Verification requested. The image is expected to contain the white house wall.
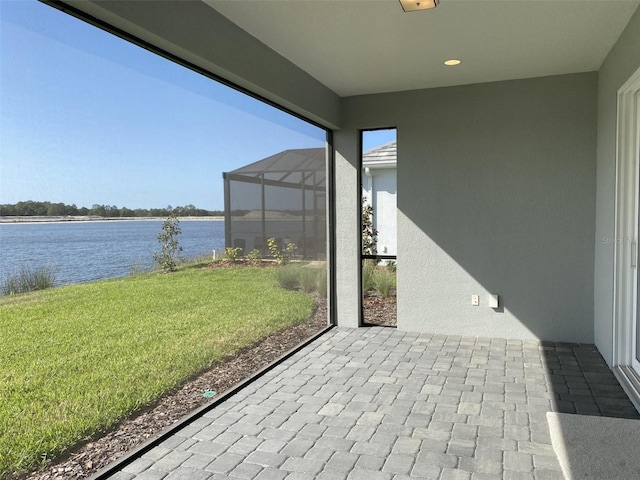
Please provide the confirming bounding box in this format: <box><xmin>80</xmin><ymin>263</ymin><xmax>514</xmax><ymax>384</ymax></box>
<box><xmin>595</xmin><ymin>7</ymin><xmax>640</xmax><ymax>366</ymax></box>
<box><xmin>363</xmin><ymin>168</ymin><xmax>397</xmax><ymax>256</ymax></box>
<box><xmin>338</xmin><ymin>73</ymin><xmax>597</xmax><ymax>342</ymax></box>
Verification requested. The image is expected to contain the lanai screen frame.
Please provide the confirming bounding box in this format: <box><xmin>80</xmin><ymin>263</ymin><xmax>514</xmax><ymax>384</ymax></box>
<box><xmin>223</xmin><ymin>148</ymin><xmax>327</xmax><ymax>259</ymax></box>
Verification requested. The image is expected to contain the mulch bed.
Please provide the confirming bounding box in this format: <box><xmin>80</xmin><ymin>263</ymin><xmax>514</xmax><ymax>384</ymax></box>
<box><xmin>363</xmin><ymin>295</ymin><xmax>397</xmax><ymax>327</ymax></box>
<box><xmin>18</xmin><ymin>276</ymin><xmax>396</xmax><ymax>480</ymax></box>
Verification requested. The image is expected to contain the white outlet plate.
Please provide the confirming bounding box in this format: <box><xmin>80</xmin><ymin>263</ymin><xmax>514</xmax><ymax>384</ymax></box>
<box><xmin>471</xmin><ymin>294</ymin><xmax>479</xmax><ymax>306</ymax></box>
<box><xmin>489</xmin><ymin>294</ymin><xmax>499</xmax><ymax>308</ymax></box>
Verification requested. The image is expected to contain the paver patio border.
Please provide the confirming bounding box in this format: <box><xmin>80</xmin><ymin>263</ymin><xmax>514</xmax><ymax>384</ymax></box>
<box><xmin>88</xmin><ymin>324</ymin><xmax>335</xmax><ymax>480</ymax></box>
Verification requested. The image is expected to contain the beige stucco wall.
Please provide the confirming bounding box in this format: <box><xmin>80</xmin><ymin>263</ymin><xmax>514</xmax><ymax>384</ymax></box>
<box><xmin>595</xmin><ymin>7</ymin><xmax>640</xmax><ymax>366</ymax></box>
<box><xmin>336</xmin><ymin>73</ymin><xmax>597</xmax><ymax>342</ymax></box>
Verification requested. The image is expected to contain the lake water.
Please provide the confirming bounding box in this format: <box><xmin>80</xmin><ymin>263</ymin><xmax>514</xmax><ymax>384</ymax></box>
<box><xmin>0</xmin><ymin>220</ymin><xmax>226</xmax><ymax>286</ymax></box>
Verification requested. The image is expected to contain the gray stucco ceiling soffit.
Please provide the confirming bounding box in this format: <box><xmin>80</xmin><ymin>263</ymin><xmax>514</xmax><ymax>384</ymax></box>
<box><xmin>207</xmin><ymin>0</ymin><xmax>640</xmax><ymax>97</ymax></box>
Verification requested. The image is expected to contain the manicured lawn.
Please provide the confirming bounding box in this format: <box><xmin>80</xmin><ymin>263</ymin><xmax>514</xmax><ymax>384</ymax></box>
<box><xmin>0</xmin><ymin>265</ymin><xmax>315</xmax><ymax>477</ymax></box>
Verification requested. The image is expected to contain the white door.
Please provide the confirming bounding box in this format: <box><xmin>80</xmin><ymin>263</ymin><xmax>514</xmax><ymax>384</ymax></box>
<box><xmin>615</xmin><ymin>75</ymin><xmax>640</xmax><ymax>409</ymax></box>
<box><xmin>633</xmin><ymin>94</ymin><xmax>640</xmax><ymax>375</ymax></box>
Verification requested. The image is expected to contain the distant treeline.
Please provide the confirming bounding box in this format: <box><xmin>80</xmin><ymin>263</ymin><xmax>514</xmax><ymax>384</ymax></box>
<box><xmin>0</xmin><ymin>201</ymin><xmax>241</xmax><ymax>218</ymax></box>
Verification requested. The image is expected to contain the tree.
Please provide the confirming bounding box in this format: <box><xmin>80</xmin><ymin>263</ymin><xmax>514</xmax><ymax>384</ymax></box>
<box><xmin>46</xmin><ymin>203</ymin><xmax>66</xmax><ymax>216</ymax></box>
<box><xmin>120</xmin><ymin>207</ymin><xmax>135</xmax><ymax>217</ymax></box>
<box><xmin>66</xmin><ymin>204</ymin><xmax>79</xmax><ymax>216</ymax></box>
<box><xmin>90</xmin><ymin>204</ymin><xmax>107</xmax><ymax>217</ymax></box>
<box><xmin>153</xmin><ymin>213</ymin><xmax>183</xmax><ymax>272</ymax></box>
<box><xmin>362</xmin><ymin>196</ymin><xmax>378</xmax><ymax>256</ymax></box>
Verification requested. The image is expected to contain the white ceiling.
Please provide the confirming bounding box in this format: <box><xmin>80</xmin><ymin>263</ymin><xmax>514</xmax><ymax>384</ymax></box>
<box><xmin>206</xmin><ymin>0</ymin><xmax>640</xmax><ymax>97</ymax></box>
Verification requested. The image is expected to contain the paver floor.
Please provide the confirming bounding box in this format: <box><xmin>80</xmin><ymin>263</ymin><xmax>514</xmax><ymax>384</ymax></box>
<box><xmin>107</xmin><ymin>327</ymin><xmax>639</xmax><ymax>480</ymax></box>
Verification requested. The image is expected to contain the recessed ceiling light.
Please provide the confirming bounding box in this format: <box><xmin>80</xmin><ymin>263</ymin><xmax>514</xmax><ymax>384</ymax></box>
<box><xmin>444</xmin><ymin>59</ymin><xmax>462</xmax><ymax>66</ymax></box>
<box><xmin>399</xmin><ymin>0</ymin><xmax>439</xmax><ymax>12</ymax></box>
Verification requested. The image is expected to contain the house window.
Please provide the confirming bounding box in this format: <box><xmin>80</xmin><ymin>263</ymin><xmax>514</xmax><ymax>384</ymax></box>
<box><xmin>361</xmin><ymin>128</ymin><xmax>397</xmax><ymax>326</ymax></box>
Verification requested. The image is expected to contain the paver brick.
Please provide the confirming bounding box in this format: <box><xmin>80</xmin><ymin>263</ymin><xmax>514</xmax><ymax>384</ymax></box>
<box><xmin>354</xmin><ymin>453</ymin><xmax>386</xmax><ymax>471</ymax></box>
<box><xmin>109</xmin><ymin>472</ymin><xmax>136</xmax><ymax>480</ymax></box>
<box><xmin>204</xmin><ymin>452</ymin><xmax>245</xmax><ymax>474</ymax></box>
<box><xmin>346</xmin><ymin>468</ymin><xmax>393</xmax><ymax>480</ymax></box>
<box><xmin>281</xmin><ymin>457</ymin><xmax>325</xmax><ymax>475</ymax></box>
<box><xmin>163</xmin><ymin>467</ymin><xmax>212</xmax><ymax>480</ymax></box>
<box><xmin>304</xmin><ymin>446</ymin><xmax>335</xmax><ymax>462</ymax></box>
<box><xmin>326</xmin><ymin>451</ymin><xmax>359</xmax><ymax>472</ymax></box>
<box><xmin>315</xmin><ymin>435</ymin><xmax>355</xmax><ymax>452</ymax></box>
<box><xmin>126</xmin><ymin>470</ymin><xmax>166</xmax><ymax>480</ymax></box>
<box><xmin>254</xmin><ymin>467</ymin><xmax>288</xmax><ymax>480</ymax></box>
<box><xmin>381</xmin><ymin>453</ymin><xmax>415</xmax><ymax>475</ymax></box>
<box><xmin>103</xmin><ymin>328</ymin><xmax>640</xmax><ymax>480</ymax></box>
<box><xmin>122</xmin><ymin>458</ymin><xmax>155</xmax><ymax>475</ymax></box>
<box><xmin>181</xmin><ymin>453</ymin><xmax>215</xmax><ymax>470</ymax></box>
<box><xmin>229</xmin><ymin>462</ymin><xmax>264</xmax><ymax>479</ymax></box>
<box><xmin>440</xmin><ymin>468</ymin><xmax>471</xmax><ymax>480</ymax></box>
<box><xmin>246</xmin><ymin>450</ymin><xmax>287</xmax><ymax>468</ymax></box>
<box><xmin>392</xmin><ymin>436</ymin><xmax>422</xmax><ymax>454</ymax></box>
<box><xmin>280</xmin><ymin>438</ymin><xmax>315</xmax><ymax>457</ymax></box>
<box><xmin>142</xmin><ymin>446</ymin><xmax>172</xmax><ymax>461</ymax></box>
<box><xmin>409</xmin><ymin>462</ymin><xmax>442</xmax><ymax>479</ymax></box>
<box><xmin>446</xmin><ymin>437</ymin><xmax>476</xmax><ymax>457</ymax></box>
<box><xmin>414</xmin><ymin>451</ymin><xmax>458</xmax><ymax>469</ymax></box>
<box><xmin>504</xmin><ymin>451</ymin><xmax>534</xmax><ymax>473</ymax></box>
<box><xmin>188</xmin><ymin>440</ymin><xmax>229</xmax><ymax>456</ymax></box>
<box><xmin>503</xmin><ymin>471</ymin><xmax>534</xmax><ymax>480</ymax></box>
<box><xmin>152</xmin><ymin>450</ymin><xmax>192</xmax><ymax>472</ymax></box>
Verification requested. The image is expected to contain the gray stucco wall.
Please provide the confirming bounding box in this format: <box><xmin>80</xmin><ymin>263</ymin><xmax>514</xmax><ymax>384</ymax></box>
<box><xmin>337</xmin><ymin>73</ymin><xmax>597</xmax><ymax>342</ymax></box>
<box><xmin>595</xmin><ymin>8</ymin><xmax>640</xmax><ymax>366</ymax></box>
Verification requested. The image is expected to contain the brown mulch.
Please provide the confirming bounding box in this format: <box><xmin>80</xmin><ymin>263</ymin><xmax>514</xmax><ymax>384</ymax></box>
<box><xmin>17</xmin><ymin>288</ymin><xmax>396</xmax><ymax>480</ymax></box>
<box><xmin>201</xmin><ymin>259</ymin><xmax>277</xmax><ymax>269</ymax></box>
<box><xmin>363</xmin><ymin>295</ymin><xmax>397</xmax><ymax>327</ymax></box>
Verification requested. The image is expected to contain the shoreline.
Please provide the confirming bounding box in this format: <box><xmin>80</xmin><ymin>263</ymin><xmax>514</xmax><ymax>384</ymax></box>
<box><xmin>0</xmin><ymin>216</ymin><xmax>224</xmax><ymax>224</ymax></box>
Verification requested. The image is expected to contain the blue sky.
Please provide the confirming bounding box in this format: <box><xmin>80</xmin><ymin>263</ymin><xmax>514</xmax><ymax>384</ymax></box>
<box><xmin>0</xmin><ymin>1</ymin><xmax>395</xmax><ymax>211</ymax></box>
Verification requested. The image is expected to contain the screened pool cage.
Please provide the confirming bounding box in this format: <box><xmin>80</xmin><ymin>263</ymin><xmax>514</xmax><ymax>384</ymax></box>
<box><xmin>223</xmin><ymin>148</ymin><xmax>326</xmax><ymax>260</ymax></box>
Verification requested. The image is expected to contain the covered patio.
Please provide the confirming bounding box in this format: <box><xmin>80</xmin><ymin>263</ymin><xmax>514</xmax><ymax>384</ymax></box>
<box><xmin>105</xmin><ymin>327</ymin><xmax>638</xmax><ymax>480</ymax></box>
<box><xmin>42</xmin><ymin>0</ymin><xmax>640</xmax><ymax>478</ymax></box>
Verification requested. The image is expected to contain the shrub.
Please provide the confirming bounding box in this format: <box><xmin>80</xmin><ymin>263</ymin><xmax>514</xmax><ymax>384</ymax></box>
<box><xmin>267</xmin><ymin>237</ymin><xmax>281</xmax><ymax>262</ymax></box>
<box><xmin>363</xmin><ymin>259</ymin><xmax>377</xmax><ymax>292</ymax></box>
<box><xmin>2</xmin><ymin>265</ymin><xmax>56</xmax><ymax>295</ymax></box>
<box><xmin>153</xmin><ymin>214</ymin><xmax>183</xmax><ymax>272</ymax></box>
<box><xmin>300</xmin><ymin>267</ymin><xmax>319</xmax><ymax>293</ymax></box>
<box><xmin>267</xmin><ymin>237</ymin><xmax>295</xmax><ymax>265</ymax></box>
<box><xmin>373</xmin><ymin>268</ymin><xmax>396</xmax><ymax>298</ymax></box>
<box><xmin>223</xmin><ymin>247</ymin><xmax>242</xmax><ymax>263</ymax></box>
<box><xmin>275</xmin><ymin>264</ymin><xmax>301</xmax><ymax>290</ymax></box>
<box><xmin>246</xmin><ymin>249</ymin><xmax>262</xmax><ymax>266</ymax></box>
<box><xmin>362</xmin><ymin>196</ymin><xmax>378</xmax><ymax>256</ymax></box>
<box><xmin>386</xmin><ymin>260</ymin><xmax>397</xmax><ymax>272</ymax></box>
<box><xmin>317</xmin><ymin>267</ymin><xmax>327</xmax><ymax>298</ymax></box>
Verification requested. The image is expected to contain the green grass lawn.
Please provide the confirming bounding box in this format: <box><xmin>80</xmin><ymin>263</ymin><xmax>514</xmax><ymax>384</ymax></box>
<box><xmin>0</xmin><ymin>265</ymin><xmax>316</xmax><ymax>477</ymax></box>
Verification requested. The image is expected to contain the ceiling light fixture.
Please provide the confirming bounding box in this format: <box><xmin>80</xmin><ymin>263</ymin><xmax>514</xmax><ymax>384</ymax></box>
<box><xmin>444</xmin><ymin>59</ymin><xmax>461</xmax><ymax>66</ymax></box>
<box><xmin>399</xmin><ymin>0</ymin><xmax>439</xmax><ymax>12</ymax></box>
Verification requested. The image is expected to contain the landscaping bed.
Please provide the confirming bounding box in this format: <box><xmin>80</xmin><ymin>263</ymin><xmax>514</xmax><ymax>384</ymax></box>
<box><xmin>363</xmin><ymin>295</ymin><xmax>397</xmax><ymax>327</ymax></box>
